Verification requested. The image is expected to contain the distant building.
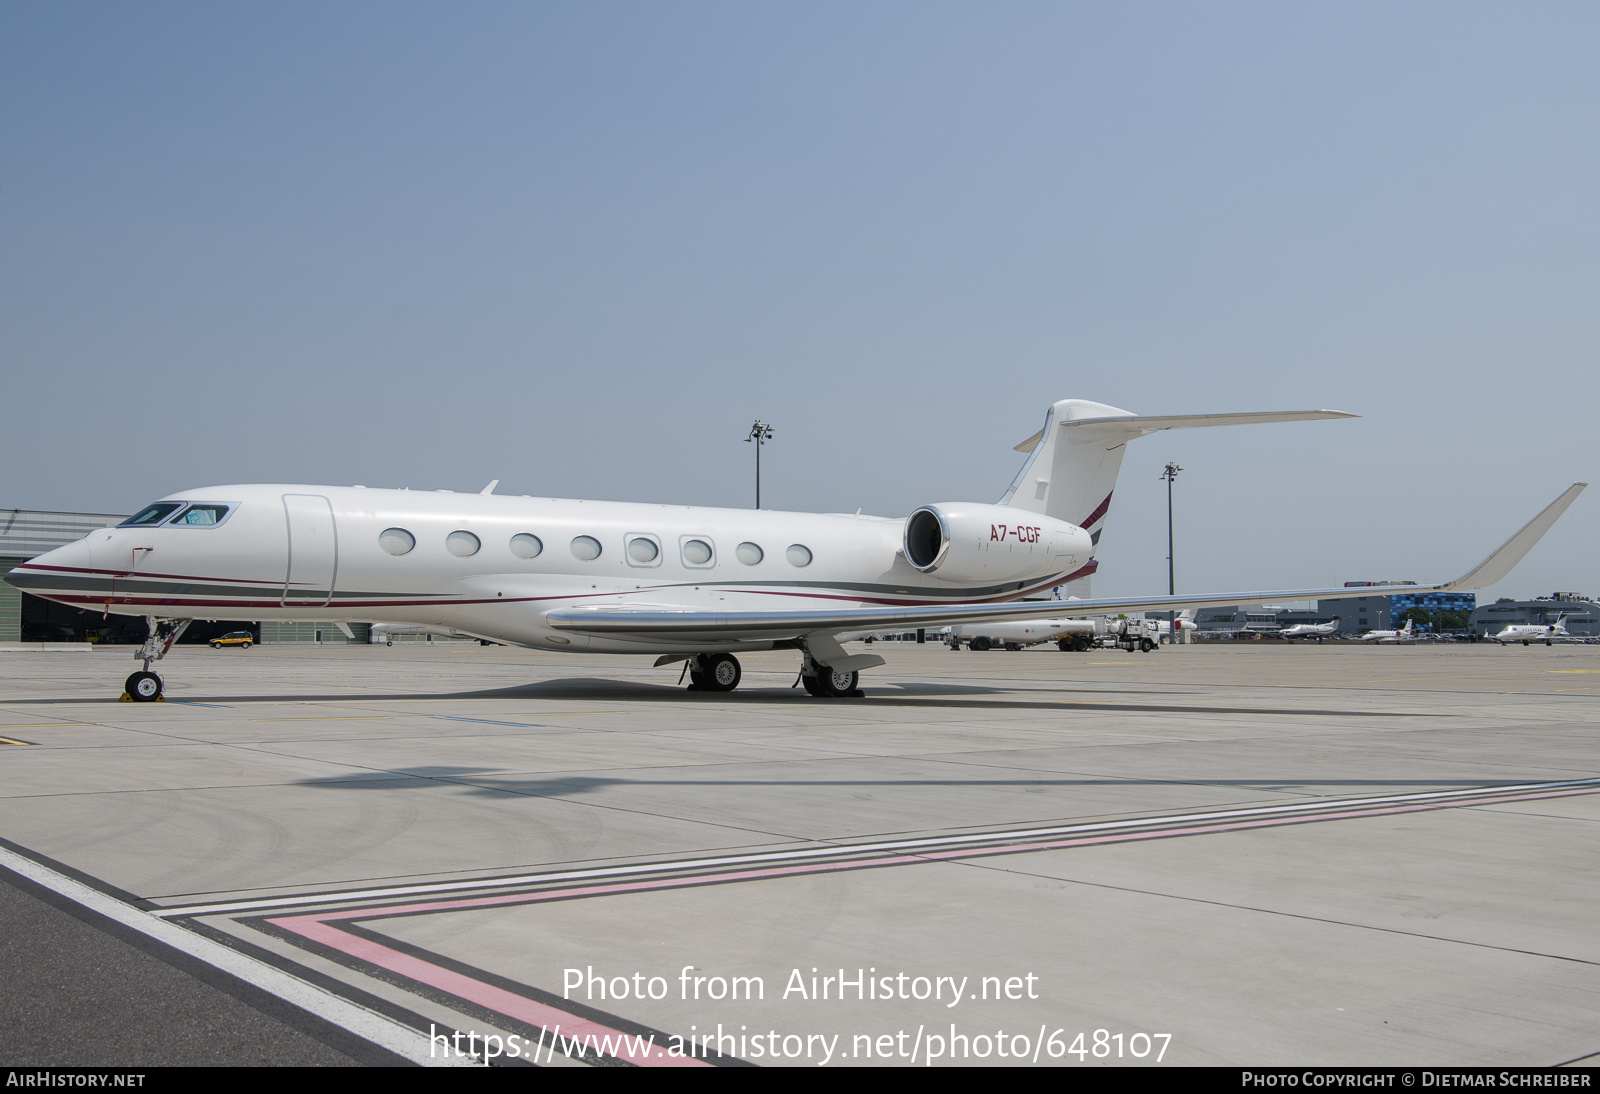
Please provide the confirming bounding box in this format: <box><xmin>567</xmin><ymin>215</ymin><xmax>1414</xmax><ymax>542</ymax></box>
<box><xmin>1389</xmin><ymin>591</ymin><xmax>1476</xmax><ymax>629</ymax></box>
<box><xmin>1317</xmin><ymin>581</ymin><xmax>1406</xmax><ymax>634</ymax></box>
<box><xmin>1470</xmin><ymin>594</ymin><xmax>1599</xmax><ymax>637</ymax></box>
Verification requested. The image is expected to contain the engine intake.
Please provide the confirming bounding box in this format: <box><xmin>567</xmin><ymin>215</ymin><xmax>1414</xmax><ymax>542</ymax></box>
<box><xmin>903</xmin><ymin>503</ymin><xmax>1091</xmax><ymax>585</ymax></box>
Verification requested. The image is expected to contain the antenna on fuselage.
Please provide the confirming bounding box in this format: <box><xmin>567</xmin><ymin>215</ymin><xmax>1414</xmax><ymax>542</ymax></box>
<box><xmin>480</xmin><ymin>480</ymin><xmax>499</xmax><ymax>496</ymax></box>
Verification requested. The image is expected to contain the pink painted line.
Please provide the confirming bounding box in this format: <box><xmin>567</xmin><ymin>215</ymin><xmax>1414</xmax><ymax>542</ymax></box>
<box><xmin>271</xmin><ymin>914</ymin><xmax>709</xmax><ymax>1067</ymax></box>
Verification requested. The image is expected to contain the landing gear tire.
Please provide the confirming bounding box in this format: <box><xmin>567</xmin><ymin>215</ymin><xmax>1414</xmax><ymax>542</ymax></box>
<box><xmin>816</xmin><ymin>666</ymin><xmax>860</xmax><ymax>698</ymax></box>
<box><xmin>126</xmin><ymin>671</ymin><xmax>162</xmax><ymax>702</ymax></box>
<box><xmin>801</xmin><ymin>673</ymin><xmax>823</xmax><ymax>696</ymax></box>
<box><xmin>970</xmin><ymin>636</ymin><xmax>992</xmax><ymax>652</ymax></box>
<box><xmin>690</xmin><ymin>653</ymin><xmax>741</xmax><ymax>692</ymax></box>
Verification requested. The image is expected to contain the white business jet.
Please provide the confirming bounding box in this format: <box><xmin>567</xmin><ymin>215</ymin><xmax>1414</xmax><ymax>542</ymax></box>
<box><xmin>1153</xmin><ymin>609</ymin><xmax>1199</xmax><ymax>641</ymax></box>
<box><xmin>5</xmin><ymin>399</ymin><xmax>1585</xmax><ymax>702</ymax></box>
<box><xmin>1358</xmin><ymin>619</ymin><xmax>1415</xmax><ymax>643</ymax></box>
<box><xmin>1280</xmin><ymin>616</ymin><xmax>1341</xmax><ymax>641</ymax></box>
<box><xmin>1491</xmin><ymin>613</ymin><xmax>1570</xmax><ymax>646</ymax></box>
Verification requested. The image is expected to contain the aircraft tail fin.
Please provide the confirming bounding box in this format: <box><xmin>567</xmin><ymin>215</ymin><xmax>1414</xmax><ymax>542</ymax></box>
<box><xmin>1000</xmin><ymin>400</ymin><xmax>1356</xmax><ymax>549</ymax></box>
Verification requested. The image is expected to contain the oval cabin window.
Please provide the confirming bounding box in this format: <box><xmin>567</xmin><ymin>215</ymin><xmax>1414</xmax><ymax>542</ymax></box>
<box><xmin>379</xmin><ymin>528</ymin><xmax>416</xmax><ymax>556</ymax></box>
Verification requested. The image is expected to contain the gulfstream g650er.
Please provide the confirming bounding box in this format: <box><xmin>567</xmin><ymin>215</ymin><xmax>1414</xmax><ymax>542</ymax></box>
<box><xmin>6</xmin><ymin>399</ymin><xmax>1584</xmax><ymax>701</ymax></box>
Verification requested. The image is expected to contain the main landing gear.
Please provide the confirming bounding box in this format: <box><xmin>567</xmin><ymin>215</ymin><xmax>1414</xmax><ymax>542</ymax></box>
<box><xmin>686</xmin><ymin>653</ymin><xmax>742</xmax><ymax>692</ymax></box>
<box><xmin>799</xmin><ymin>654</ymin><xmax>862</xmax><ymax>698</ymax></box>
<box><xmin>672</xmin><ymin>651</ymin><xmax>864</xmax><ymax>698</ymax></box>
<box><xmin>673</xmin><ymin>638</ymin><xmax>875</xmax><ymax>699</ymax></box>
<box><xmin>122</xmin><ymin>617</ymin><xmax>192</xmax><ymax>702</ymax></box>
<box><xmin>684</xmin><ymin>649</ymin><xmax>739</xmax><ymax>690</ymax></box>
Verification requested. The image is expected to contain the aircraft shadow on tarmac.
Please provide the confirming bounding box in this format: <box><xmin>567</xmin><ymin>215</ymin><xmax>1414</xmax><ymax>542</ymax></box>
<box><xmin>293</xmin><ymin>767</ymin><xmax>1520</xmax><ymax>800</ymax></box>
<box><xmin>10</xmin><ymin>676</ymin><xmax>1435</xmax><ymax>718</ymax></box>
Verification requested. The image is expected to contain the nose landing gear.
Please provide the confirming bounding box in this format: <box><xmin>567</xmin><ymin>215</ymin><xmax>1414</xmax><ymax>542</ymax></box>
<box><xmin>125</xmin><ymin>670</ymin><xmax>163</xmax><ymax>702</ymax></box>
<box><xmin>121</xmin><ymin>617</ymin><xmax>192</xmax><ymax>702</ymax></box>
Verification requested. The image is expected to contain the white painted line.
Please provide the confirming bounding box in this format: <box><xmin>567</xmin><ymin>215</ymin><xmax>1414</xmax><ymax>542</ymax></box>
<box><xmin>0</xmin><ymin>845</ymin><xmax>476</xmax><ymax>1067</ymax></box>
<box><xmin>155</xmin><ymin>777</ymin><xmax>1600</xmax><ymax>918</ymax></box>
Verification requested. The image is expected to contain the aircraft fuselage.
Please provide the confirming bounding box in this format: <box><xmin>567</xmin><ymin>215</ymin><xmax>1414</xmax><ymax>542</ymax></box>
<box><xmin>10</xmin><ymin>484</ymin><xmax>1093</xmax><ymax>656</ymax></box>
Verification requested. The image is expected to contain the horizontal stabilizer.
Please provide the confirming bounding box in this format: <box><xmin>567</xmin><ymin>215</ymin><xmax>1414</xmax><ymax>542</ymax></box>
<box><xmin>1013</xmin><ymin>409</ymin><xmax>1354</xmax><ymax>453</ymax></box>
<box><xmin>1066</xmin><ymin>409</ymin><xmax>1357</xmax><ymax>436</ymax></box>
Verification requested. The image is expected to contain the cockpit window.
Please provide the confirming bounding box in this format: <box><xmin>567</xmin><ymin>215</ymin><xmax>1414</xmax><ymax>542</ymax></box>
<box><xmin>169</xmin><ymin>504</ymin><xmax>230</xmax><ymax>526</ymax></box>
<box><xmin>120</xmin><ymin>503</ymin><xmax>184</xmax><ymax>527</ymax></box>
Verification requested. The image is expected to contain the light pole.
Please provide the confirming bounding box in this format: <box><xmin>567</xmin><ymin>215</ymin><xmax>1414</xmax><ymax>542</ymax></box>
<box><xmin>745</xmin><ymin>420</ymin><xmax>774</xmax><ymax>508</ymax></box>
<box><xmin>1159</xmin><ymin>462</ymin><xmax>1182</xmax><ymax>642</ymax></box>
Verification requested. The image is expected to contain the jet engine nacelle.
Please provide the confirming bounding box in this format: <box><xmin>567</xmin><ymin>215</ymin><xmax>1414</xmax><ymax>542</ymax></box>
<box><xmin>903</xmin><ymin>503</ymin><xmax>1091</xmax><ymax>585</ymax></box>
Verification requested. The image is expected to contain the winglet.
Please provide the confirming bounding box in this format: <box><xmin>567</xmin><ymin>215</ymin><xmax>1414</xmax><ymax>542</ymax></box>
<box><xmin>480</xmin><ymin>480</ymin><xmax>499</xmax><ymax>496</ymax></box>
<box><xmin>1441</xmin><ymin>483</ymin><xmax>1587</xmax><ymax>591</ymax></box>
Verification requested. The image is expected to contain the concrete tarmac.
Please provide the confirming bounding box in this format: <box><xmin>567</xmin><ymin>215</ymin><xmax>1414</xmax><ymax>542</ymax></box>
<box><xmin>0</xmin><ymin>640</ymin><xmax>1596</xmax><ymax>1067</ymax></box>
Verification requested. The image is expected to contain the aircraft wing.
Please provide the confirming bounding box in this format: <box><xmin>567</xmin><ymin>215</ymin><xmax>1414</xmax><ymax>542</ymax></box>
<box><xmin>546</xmin><ymin>483</ymin><xmax>1586</xmax><ymax>644</ymax></box>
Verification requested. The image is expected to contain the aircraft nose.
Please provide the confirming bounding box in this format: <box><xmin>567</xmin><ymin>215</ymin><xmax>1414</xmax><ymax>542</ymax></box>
<box><xmin>3</xmin><ymin>537</ymin><xmax>95</xmax><ymax>597</ymax></box>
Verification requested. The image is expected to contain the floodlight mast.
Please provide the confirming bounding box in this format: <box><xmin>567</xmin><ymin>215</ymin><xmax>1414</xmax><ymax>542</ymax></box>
<box><xmin>746</xmin><ymin>420</ymin><xmax>774</xmax><ymax>509</ymax></box>
<box><xmin>1160</xmin><ymin>462</ymin><xmax>1183</xmax><ymax>641</ymax></box>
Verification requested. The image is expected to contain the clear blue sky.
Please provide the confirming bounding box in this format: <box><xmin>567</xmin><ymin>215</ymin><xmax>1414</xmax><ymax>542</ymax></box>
<box><xmin>3</xmin><ymin>2</ymin><xmax>1595</xmax><ymax>601</ymax></box>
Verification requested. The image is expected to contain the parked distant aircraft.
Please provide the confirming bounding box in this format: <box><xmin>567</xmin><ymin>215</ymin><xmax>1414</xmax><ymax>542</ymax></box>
<box><xmin>1280</xmin><ymin>616</ymin><xmax>1341</xmax><ymax>642</ymax></box>
<box><xmin>1153</xmin><ymin>609</ymin><xmax>1198</xmax><ymax>640</ymax></box>
<box><xmin>4</xmin><ymin>397</ymin><xmax>1584</xmax><ymax>702</ymax></box>
<box><xmin>1359</xmin><ymin>619</ymin><xmax>1415</xmax><ymax>643</ymax></box>
<box><xmin>1491</xmin><ymin>613</ymin><xmax>1570</xmax><ymax>646</ymax></box>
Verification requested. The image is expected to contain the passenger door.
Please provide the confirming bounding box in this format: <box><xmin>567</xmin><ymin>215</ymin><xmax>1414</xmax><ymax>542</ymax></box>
<box><xmin>282</xmin><ymin>494</ymin><xmax>337</xmax><ymax>607</ymax></box>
